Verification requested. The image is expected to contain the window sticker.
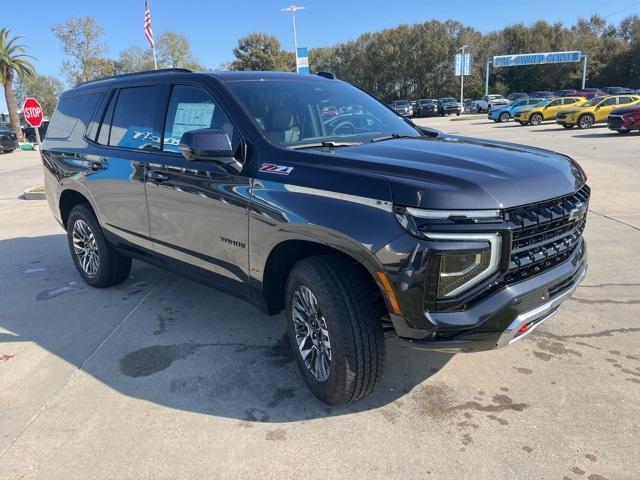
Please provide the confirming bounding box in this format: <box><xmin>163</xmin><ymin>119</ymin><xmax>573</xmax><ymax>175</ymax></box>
<box><xmin>164</xmin><ymin>102</ymin><xmax>215</xmax><ymax>149</ymax></box>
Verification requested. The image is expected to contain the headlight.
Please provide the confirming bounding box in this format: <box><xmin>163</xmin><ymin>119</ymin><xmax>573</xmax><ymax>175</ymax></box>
<box><xmin>427</xmin><ymin>232</ymin><xmax>502</xmax><ymax>298</ymax></box>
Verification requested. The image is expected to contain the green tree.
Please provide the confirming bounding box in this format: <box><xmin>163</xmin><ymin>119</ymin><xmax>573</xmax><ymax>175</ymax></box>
<box><xmin>15</xmin><ymin>74</ymin><xmax>64</xmax><ymax>119</ymax></box>
<box><xmin>0</xmin><ymin>28</ymin><xmax>35</xmax><ymax>142</ymax></box>
<box><xmin>157</xmin><ymin>31</ymin><xmax>206</xmax><ymax>71</ymax></box>
<box><xmin>52</xmin><ymin>16</ymin><xmax>114</xmax><ymax>84</ymax></box>
<box><xmin>115</xmin><ymin>46</ymin><xmax>156</xmax><ymax>73</ymax></box>
<box><xmin>229</xmin><ymin>33</ymin><xmax>295</xmax><ymax>71</ymax></box>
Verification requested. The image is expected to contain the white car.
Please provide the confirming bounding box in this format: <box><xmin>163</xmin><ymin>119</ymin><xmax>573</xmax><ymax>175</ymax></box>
<box><xmin>471</xmin><ymin>95</ymin><xmax>510</xmax><ymax>113</ymax></box>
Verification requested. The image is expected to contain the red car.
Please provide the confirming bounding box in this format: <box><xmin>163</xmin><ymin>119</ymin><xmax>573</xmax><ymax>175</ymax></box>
<box><xmin>608</xmin><ymin>104</ymin><xmax>640</xmax><ymax>134</ymax></box>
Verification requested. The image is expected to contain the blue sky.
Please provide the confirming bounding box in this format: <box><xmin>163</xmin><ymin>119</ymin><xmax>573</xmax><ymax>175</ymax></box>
<box><xmin>2</xmin><ymin>0</ymin><xmax>640</xmax><ymax>112</ymax></box>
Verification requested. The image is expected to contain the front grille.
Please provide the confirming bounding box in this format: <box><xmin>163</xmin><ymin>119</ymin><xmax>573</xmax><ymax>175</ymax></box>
<box><xmin>503</xmin><ymin>185</ymin><xmax>590</xmax><ymax>284</ymax></box>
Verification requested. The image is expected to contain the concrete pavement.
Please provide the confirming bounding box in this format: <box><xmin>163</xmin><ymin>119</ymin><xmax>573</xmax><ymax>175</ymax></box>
<box><xmin>0</xmin><ymin>119</ymin><xmax>639</xmax><ymax>479</ymax></box>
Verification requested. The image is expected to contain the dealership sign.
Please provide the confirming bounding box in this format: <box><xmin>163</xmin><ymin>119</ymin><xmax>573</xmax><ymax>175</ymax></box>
<box><xmin>454</xmin><ymin>53</ymin><xmax>471</xmax><ymax>76</ymax></box>
<box><xmin>297</xmin><ymin>47</ymin><xmax>309</xmax><ymax>74</ymax></box>
<box><xmin>493</xmin><ymin>51</ymin><xmax>582</xmax><ymax>68</ymax></box>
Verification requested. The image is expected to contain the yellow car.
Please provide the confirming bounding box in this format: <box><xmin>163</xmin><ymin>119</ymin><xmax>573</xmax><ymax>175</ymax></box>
<box><xmin>556</xmin><ymin>95</ymin><xmax>640</xmax><ymax>129</ymax></box>
<box><xmin>513</xmin><ymin>97</ymin><xmax>586</xmax><ymax>126</ymax></box>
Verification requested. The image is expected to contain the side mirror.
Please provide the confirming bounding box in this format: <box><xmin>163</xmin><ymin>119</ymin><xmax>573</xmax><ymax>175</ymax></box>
<box><xmin>179</xmin><ymin>128</ymin><xmax>242</xmax><ymax>173</ymax></box>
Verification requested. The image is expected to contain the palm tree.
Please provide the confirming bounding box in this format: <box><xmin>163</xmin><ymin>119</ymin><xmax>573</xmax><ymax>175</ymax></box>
<box><xmin>0</xmin><ymin>28</ymin><xmax>35</xmax><ymax>142</ymax></box>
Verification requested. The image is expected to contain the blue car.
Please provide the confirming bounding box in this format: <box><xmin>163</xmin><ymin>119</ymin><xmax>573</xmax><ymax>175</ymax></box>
<box><xmin>489</xmin><ymin>98</ymin><xmax>545</xmax><ymax>123</ymax></box>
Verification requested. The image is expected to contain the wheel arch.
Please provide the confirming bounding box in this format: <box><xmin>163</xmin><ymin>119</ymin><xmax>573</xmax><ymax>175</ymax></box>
<box><xmin>257</xmin><ymin>234</ymin><xmax>391</xmax><ymax>319</ymax></box>
<box><xmin>58</xmin><ymin>187</ymin><xmax>98</xmax><ymax>230</ymax></box>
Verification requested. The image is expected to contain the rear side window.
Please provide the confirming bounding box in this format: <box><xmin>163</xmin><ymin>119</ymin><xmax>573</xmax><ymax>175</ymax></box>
<box><xmin>108</xmin><ymin>86</ymin><xmax>166</xmax><ymax>150</ymax></box>
<box><xmin>47</xmin><ymin>93</ymin><xmax>101</xmax><ymax>139</ymax></box>
<box><xmin>563</xmin><ymin>98</ymin><xmax>577</xmax><ymax>105</ymax></box>
<box><xmin>601</xmin><ymin>97</ymin><xmax>617</xmax><ymax>106</ymax></box>
<box><xmin>618</xmin><ymin>96</ymin><xmax>634</xmax><ymax>104</ymax></box>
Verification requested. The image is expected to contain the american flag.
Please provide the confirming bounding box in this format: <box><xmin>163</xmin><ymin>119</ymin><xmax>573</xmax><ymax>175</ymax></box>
<box><xmin>144</xmin><ymin>0</ymin><xmax>155</xmax><ymax>48</ymax></box>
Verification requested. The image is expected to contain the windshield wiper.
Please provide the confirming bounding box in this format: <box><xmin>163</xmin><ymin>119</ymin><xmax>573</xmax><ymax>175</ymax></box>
<box><xmin>289</xmin><ymin>141</ymin><xmax>362</xmax><ymax>150</ymax></box>
<box><xmin>371</xmin><ymin>133</ymin><xmax>417</xmax><ymax>143</ymax></box>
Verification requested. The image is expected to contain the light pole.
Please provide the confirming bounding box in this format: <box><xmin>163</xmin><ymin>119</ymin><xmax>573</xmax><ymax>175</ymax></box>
<box><xmin>459</xmin><ymin>45</ymin><xmax>468</xmax><ymax>112</ymax></box>
<box><xmin>281</xmin><ymin>5</ymin><xmax>305</xmax><ymax>53</ymax></box>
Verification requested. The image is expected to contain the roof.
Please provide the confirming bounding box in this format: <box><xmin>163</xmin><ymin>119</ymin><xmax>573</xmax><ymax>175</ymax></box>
<box><xmin>207</xmin><ymin>71</ymin><xmax>332</xmax><ymax>82</ymax></box>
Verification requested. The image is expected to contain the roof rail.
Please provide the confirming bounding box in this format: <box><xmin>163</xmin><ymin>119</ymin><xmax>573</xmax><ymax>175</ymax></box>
<box><xmin>315</xmin><ymin>71</ymin><xmax>337</xmax><ymax>80</ymax></box>
<box><xmin>77</xmin><ymin>68</ymin><xmax>193</xmax><ymax>87</ymax></box>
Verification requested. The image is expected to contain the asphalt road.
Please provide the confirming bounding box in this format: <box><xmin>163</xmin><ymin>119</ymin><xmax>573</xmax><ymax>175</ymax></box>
<box><xmin>1</xmin><ymin>118</ymin><xmax>639</xmax><ymax>480</ymax></box>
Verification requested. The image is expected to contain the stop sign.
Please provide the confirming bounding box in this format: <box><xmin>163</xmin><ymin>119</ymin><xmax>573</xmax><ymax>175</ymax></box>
<box><xmin>22</xmin><ymin>98</ymin><xmax>44</xmax><ymax>128</ymax></box>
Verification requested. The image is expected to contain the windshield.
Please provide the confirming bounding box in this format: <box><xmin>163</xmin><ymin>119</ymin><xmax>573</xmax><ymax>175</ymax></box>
<box><xmin>586</xmin><ymin>97</ymin><xmax>606</xmax><ymax>106</ymax></box>
<box><xmin>394</xmin><ymin>100</ymin><xmax>410</xmax><ymax>106</ymax></box>
<box><xmin>226</xmin><ymin>80</ymin><xmax>420</xmax><ymax>147</ymax></box>
<box><xmin>441</xmin><ymin>98</ymin><xmax>457</xmax><ymax>103</ymax></box>
<box><xmin>419</xmin><ymin>99</ymin><xmax>435</xmax><ymax>105</ymax></box>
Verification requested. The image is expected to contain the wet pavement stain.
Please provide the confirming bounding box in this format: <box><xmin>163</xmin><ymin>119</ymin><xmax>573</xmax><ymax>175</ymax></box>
<box><xmin>119</xmin><ymin>344</ymin><xmax>205</xmax><ymax>377</ymax></box>
<box><xmin>265</xmin><ymin>429</ymin><xmax>287</xmax><ymax>441</ymax></box>
<box><xmin>587</xmin><ymin>475</ymin><xmax>609</xmax><ymax>480</ymax></box>
<box><xmin>153</xmin><ymin>307</ymin><xmax>176</xmax><ymax>335</ymax></box>
<box><xmin>538</xmin><ymin>327</ymin><xmax>640</xmax><ymax>340</ymax></box>
<box><xmin>461</xmin><ymin>433</ymin><xmax>473</xmax><ymax>445</ymax></box>
<box><xmin>572</xmin><ymin>466</ymin><xmax>586</xmax><ymax>475</ymax></box>
<box><xmin>35</xmin><ymin>282</ymin><xmax>78</xmax><ymax>301</ymax></box>
<box><xmin>522</xmin><ymin>446</ymin><xmax>533</xmax><ymax>453</ymax></box>
<box><xmin>514</xmin><ymin>367</ymin><xmax>533</xmax><ymax>374</ymax></box>
<box><xmin>533</xmin><ymin>351</ymin><xmax>553</xmax><ymax>361</ymax></box>
<box><xmin>414</xmin><ymin>384</ymin><xmax>529</xmax><ymax>418</ymax></box>
<box><xmin>621</xmin><ymin>368</ymin><xmax>640</xmax><ymax>377</ymax></box>
<box><xmin>487</xmin><ymin>414</ymin><xmax>508</xmax><ymax>425</ymax></box>
<box><xmin>535</xmin><ymin>339</ymin><xmax>582</xmax><ymax>358</ymax></box>
<box><xmin>585</xmin><ymin>454</ymin><xmax>597</xmax><ymax>462</ymax></box>
<box><xmin>625</xmin><ymin>377</ymin><xmax>640</xmax><ymax>384</ymax></box>
<box><xmin>1</xmin><ymin>354</ymin><xmax>16</xmax><ymax>362</ymax></box>
<box><xmin>267</xmin><ymin>388</ymin><xmax>296</xmax><ymax>408</ymax></box>
<box><xmin>263</xmin><ymin>334</ymin><xmax>293</xmax><ymax>367</ymax></box>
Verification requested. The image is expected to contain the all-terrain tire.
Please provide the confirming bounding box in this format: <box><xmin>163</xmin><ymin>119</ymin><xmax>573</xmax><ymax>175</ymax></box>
<box><xmin>285</xmin><ymin>254</ymin><xmax>384</xmax><ymax>405</ymax></box>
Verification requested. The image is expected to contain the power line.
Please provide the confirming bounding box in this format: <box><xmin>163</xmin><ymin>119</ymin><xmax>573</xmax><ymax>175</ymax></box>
<box><xmin>604</xmin><ymin>0</ymin><xmax>640</xmax><ymax>19</ymax></box>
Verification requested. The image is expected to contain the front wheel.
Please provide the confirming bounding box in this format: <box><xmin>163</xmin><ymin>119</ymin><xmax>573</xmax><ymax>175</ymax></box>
<box><xmin>285</xmin><ymin>254</ymin><xmax>384</xmax><ymax>405</ymax></box>
<box><xmin>530</xmin><ymin>113</ymin><xmax>543</xmax><ymax>126</ymax></box>
<box><xmin>66</xmin><ymin>204</ymin><xmax>132</xmax><ymax>288</ymax></box>
<box><xmin>578</xmin><ymin>114</ymin><xmax>594</xmax><ymax>129</ymax></box>
<box><xmin>2</xmin><ymin>149</ymin><xmax>15</xmax><ymax>153</ymax></box>
<box><xmin>499</xmin><ymin>112</ymin><xmax>510</xmax><ymax>123</ymax></box>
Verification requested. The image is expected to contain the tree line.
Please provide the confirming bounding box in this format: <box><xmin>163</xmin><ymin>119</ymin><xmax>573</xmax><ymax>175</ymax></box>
<box><xmin>3</xmin><ymin>13</ymin><xmax>640</xmax><ymax>140</ymax></box>
<box><xmin>229</xmin><ymin>15</ymin><xmax>640</xmax><ymax>102</ymax></box>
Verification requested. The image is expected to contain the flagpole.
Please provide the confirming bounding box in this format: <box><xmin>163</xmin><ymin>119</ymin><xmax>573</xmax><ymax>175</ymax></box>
<box><xmin>152</xmin><ymin>46</ymin><xmax>158</xmax><ymax>70</ymax></box>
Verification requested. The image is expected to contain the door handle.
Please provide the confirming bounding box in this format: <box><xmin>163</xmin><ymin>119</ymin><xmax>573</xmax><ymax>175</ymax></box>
<box><xmin>148</xmin><ymin>171</ymin><xmax>169</xmax><ymax>182</ymax></box>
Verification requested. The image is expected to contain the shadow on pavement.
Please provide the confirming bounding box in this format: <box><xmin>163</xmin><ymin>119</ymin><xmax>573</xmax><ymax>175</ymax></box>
<box><xmin>572</xmin><ymin>131</ymin><xmax>639</xmax><ymax>139</ymax></box>
<box><xmin>0</xmin><ymin>234</ymin><xmax>453</xmax><ymax>424</ymax></box>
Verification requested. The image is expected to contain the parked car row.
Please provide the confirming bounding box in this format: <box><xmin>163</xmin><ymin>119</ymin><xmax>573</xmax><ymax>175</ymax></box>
<box><xmin>392</xmin><ymin>98</ymin><xmax>462</xmax><ymax>117</ymax></box>
<box><xmin>492</xmin><ymin>94</ymin><xmax>640</xmax><ymax>133</ymax></box>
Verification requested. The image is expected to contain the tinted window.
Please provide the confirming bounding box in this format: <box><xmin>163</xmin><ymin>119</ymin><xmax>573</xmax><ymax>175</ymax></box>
<box><xmin>47</xmin><ymin>93</ymin><xmax>101</xmax><ymax>139</ymax></box>
<box><xmin>109</xmin><ymin>86</ymin><xmax>166</xmax><ymax>150</ymax></box>
<box><xmin>618</xmin><ymin>97</ymin><xmax>634</xmax><ymax>104</ymax></box>
<box><xmin>562</xmin><ymin>98</ymin><xmax>577</xmax><ymax>105</ymax></box>
<box><xmin>548</xmin><ymin>99</ymin><xmax>562</xmax><ymax>107</ymax></box>
<box><xmin>601</xmin><ymin>97</ymin><xmax>617</xmax><ymax>106</ymax></box>
<box><xmin>528</xmin><ymin>99</ymin><xmax>539</xmax><ymax>105</ymax></box>
<box><xmin>163</xmin><ymin>84</ymin><xmax>239</xmax><ymax>154</ymax></box>
<box><xmin>227</xmin><ymin>80</ymin><xmax>418</xmax><ymax>147</ymax></box>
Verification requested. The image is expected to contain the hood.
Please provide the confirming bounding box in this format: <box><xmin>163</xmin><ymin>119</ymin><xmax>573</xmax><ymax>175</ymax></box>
<box><xmin>611</xmin><ymin>105</ymin><xmax>640</xmax><ymax>115</ymax></box>
<box><xmin>325</xmin><ymin>136</ymin><xmax>586</xmax><ymax>210</ymax></box>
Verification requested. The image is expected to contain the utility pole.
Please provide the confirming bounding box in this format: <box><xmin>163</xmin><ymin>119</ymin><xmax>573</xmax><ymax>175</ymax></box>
<box><xmin>459</xmin><ymin>45</ymin><xmax>468</xmax><ymax>112</ymax></box>
<box><xmin>281</xmin><ymin>5</ymin><xmax>305</xmax><ymax>53</ymax></box>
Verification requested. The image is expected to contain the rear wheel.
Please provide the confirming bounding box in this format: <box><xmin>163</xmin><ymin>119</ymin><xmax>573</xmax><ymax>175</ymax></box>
<box><xmin>285</xmin><ymin>254</ymin><xmax>384</xmax><ymax>405</ymax></box>
<box><xmin>27</xmin><ymin>134</ymin><xmax>37</xmax><ymax>143</ymax></box>
<box><xmin>66</xmin><ymin>204</ymin><xmax>132</xmax><ymax>288</ymax></box>
<box><xmin>529</xmin><ymin>113</ymin><xmax>543</xmax><ymax>126</ymax></box>
<box><xmin>2</xmin><ymin>149</ymin><xmax>15</xmax><ymax>153</ymax></box>
<box><xmin>617</xmin><ymin>128</ymin><xmax>631</xmax><ymax>134</ymax></box>
<box><xmin>499</xmin><ymin>112</ymin><xmax>510</xmax><ymax>123</ymax></box>
<box><xmin>578</xmin><ymin>114</ymin><xmax>594</xmax><ymax>129</ymax></box>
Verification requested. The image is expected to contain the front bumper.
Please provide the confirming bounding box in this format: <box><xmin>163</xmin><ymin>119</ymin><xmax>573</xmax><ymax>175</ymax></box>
<box><xmin>381</xmin><ymin>236</ymin><xmax>587</xmax><ymax>353</ymax></box>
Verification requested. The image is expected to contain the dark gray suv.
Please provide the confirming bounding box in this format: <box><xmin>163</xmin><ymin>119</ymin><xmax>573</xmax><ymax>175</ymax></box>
<box><xmin>41</xmin><ymin>69</ymin><xmax>589</xmax><ymax>404</ymax></box>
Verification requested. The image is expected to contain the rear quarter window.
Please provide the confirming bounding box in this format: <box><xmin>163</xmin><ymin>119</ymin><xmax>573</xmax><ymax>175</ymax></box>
<box><xmin>47</xmin><ymin>92</ymin><xmax>101</xmax><ymax>140</ymax></box>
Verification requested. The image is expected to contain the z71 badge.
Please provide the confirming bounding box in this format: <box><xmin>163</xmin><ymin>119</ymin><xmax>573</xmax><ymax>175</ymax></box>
<box><xmin>259</xmin><ymin>163</ymin><xmax>294</xmax><ymax>175</ymax></box>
